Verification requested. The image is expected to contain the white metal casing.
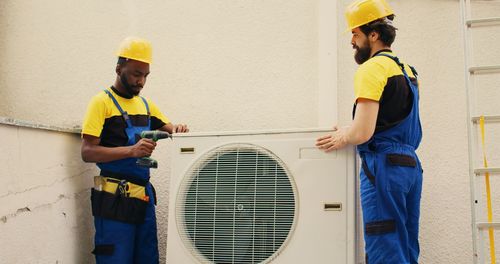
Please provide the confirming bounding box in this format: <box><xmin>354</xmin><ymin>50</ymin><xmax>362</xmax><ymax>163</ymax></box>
<box><xmin>166</xmin><ymin>128</ymin><xmax>356</xmax><ymax>264</ymax></box>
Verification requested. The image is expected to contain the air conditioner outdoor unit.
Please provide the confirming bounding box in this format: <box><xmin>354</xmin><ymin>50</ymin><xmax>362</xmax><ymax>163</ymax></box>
<box><xmin>166</xmin><ymin>128</ymin><xmax>357</xmax><ymax>264</ymax></box>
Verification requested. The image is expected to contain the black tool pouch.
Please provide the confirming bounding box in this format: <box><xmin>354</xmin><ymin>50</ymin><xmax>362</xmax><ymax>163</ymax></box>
<box><xmin>91</xmin><ymin>188</ymin><xmax>148</xmax><ymax>224</ymax></box>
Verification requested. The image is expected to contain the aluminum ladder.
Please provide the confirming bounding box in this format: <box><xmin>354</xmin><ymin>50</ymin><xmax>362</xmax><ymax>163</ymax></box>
<box><xmin>461</xmin><ymin>0</ymin><xmax>500</xmax><ymax>263</ymax></box>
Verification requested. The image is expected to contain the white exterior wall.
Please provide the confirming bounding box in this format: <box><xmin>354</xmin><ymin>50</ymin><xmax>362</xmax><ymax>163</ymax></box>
<box><xmin>1</xmin><ymin>0</ymin><xmax>500</xmax><ymax>263</ymax></box>
<box><xmin>0</xmin><ymin>122</ymin><xmax>96</xmax><ymax>263</ymax></box>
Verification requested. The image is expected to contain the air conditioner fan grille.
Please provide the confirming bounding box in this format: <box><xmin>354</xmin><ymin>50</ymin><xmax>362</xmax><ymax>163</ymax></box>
<box><xmin>177</xmin><ymin>144</ymin><xmax>296</xmax><ymax>264</ymax></box>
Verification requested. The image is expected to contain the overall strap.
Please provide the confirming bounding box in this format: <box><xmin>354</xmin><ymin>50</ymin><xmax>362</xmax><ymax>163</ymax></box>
<box><xmin>140</xmin><ymin>97</ymin><xmax>150</xmax><ymax>116</ymax></box>
<box><xmin>374</xmin><ymin>53</ymin><xmax>418</xmax><ymax>81</ymax></box>
<box><xmin>104</xmin><ymin>89</ymin><xmax>133</xmax><ymax>128</ymax></box>
<box><xmin>140</xmin><ymin>96</ymin><xmax>151</xmax><ymax>127</ymax></box>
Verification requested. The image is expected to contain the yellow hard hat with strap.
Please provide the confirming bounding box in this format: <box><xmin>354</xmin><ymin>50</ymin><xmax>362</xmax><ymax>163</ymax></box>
<box><xmin>116</xmin><ymin>37</ymin><xmax>152</xmax><ymax>64</ymax></box>
<box><xmin>345</xmin><ymin>0</ymin><xmax>394</xmax><ymax>31</ymax></box>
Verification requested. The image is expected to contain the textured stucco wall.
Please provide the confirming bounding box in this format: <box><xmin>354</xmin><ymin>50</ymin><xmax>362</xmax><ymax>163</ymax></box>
<box><xmin>1</xmin><ymin>0</ymin><xmax>500</xmax><ymax>263</ymax></box>
<box><xmin>0</xmin><ymin>0</ymin><xmax>319</xmax><ymax>131</ymax></box>
<box><xmin>0</xmin><ymin>123</ymin><xmax>96</xmax><ymax>263</ymax></box>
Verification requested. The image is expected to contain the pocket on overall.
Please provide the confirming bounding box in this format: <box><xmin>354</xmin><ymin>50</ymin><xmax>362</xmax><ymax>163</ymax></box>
<box><xmin>385</xmin><ymin>153</ymin><xmax>417</xmax><ymax>193</ymax></box>
<box><xmin>91</xmin><ymin>177</ymin><xmax>149</xmax><ymax>224</ymax></box>
<box><xmin>361</xmin><ymin>154</ymin><xmax>376</xmax><ymax>186</ymax></box>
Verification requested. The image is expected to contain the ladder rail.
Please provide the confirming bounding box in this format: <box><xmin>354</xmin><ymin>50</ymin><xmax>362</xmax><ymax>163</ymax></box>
<box><xmin>461</xmin><ymin>0</ymin><xmax>480</xmax><ymax>262</ymax></box>
<box><xmin>462</xmin><ymin>1</ymin><xmax>500</xmax><ymax>262</ymax></box>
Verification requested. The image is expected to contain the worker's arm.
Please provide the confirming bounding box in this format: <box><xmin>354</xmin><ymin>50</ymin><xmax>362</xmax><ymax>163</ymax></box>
<box><xmin>316</xmin><ymin>98</ymin><xmax>379</xmax><ymax>152</ymax></box>
<box><xmin>158</xmin><ymin>122</ymin><xmax>189</xmax><ymax>134</ymax></box>
<box><xmin>81</xmin><ymin>134</ymin><xmax>156</xmax><ymax>163</ymax></box>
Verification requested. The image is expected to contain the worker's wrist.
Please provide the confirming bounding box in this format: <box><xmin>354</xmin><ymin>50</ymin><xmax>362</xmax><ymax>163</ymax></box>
<box><xmin>341</xmin><ymin>126</ymin><xmax>352</xmax><ymax>145</ymax></box>
<box><xmin>126</xmin><ymin>145</ymin><xmax>136</xmax><ymax>158</ymax></box>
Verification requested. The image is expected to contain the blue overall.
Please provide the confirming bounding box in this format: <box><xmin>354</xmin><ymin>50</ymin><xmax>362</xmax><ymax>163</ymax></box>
<box><xmin>93</xmin><ymin>90</ymin><xmax>159</xmax><ymax>264</ymax></box>
<box><xmin>357</xmin><ymin>54</ymin><xmax>423</xmax><ymax>264</ymax></box>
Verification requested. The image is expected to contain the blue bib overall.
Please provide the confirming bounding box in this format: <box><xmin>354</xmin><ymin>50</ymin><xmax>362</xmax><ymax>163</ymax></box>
<box><xmin>357</xmin><ymin>54</ymin><xmax>423</xmax><ymax>264</ymax></box>
<box><xmin>93</xmin><ymin>90</ymin><xmax>159</xmax><ymax>264</ymax></box>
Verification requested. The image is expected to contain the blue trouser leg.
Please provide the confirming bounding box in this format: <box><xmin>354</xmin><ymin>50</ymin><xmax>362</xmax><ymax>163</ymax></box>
<box><xmin>134</xmin><ymin>185</ymin><xmax>159</xmax><ymax>264</ymax></box>
<box><xmin>407</xmin><ymin>167</ymin><xmax>422</xmax><ymax>264</ymax></box>
<box><xmin>360</xmin><ymin>151</ymin><xmax>422</xmax><ymax>264</ymax></box>
<box><xmin>94</xmin><ymin>217</ymin><xmax>135</xmax><ymax>264</ymax></box>
<box><xmin>94</xmin><ymin>184</ymin><xmax>159</xmax><ymax>264</ymax></box>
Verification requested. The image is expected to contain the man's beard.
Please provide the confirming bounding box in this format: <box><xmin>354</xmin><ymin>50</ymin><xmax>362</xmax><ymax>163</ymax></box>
<box><xmin>120</xmin><ymin>74</ymin><xmax>141</xmax><ymax>96</ymax></box>
<box><xmin>354</xmin><ymin>40</ymin><xmax>372</xmax><ymax>65</ymax></box>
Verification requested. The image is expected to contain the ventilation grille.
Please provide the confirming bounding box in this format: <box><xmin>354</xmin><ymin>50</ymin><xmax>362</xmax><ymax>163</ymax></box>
<box><xmin>176</xmin><ymin>144</ymin><xmax>297</xmax><ymax>264</ymax></box>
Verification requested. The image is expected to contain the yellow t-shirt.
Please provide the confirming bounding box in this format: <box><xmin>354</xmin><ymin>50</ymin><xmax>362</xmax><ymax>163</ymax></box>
<box><xmin>353</xmin><ymin>51</ymin><xmax>419</xmax><ymax>133</ymax></box>
<box><xmin>354</xmin><ymin>51</ymin><xmax>417</xmax><ymax>102</ymax></box>
<box><xmin>82</xmin><ymin>87</ymin><xmax>170</xmax><ymax>147</ymax></box>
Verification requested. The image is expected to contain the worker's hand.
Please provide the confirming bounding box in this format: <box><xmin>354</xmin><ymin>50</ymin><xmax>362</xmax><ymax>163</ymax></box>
<box><xmin>174</xmin><ymin>124</ymin><xmax>189</xmax><ymax>133</ymax></box>
<box><xmin>130</xmin><ymin>138</ymin><xmax>157</xmax><ymax>157</ymax></box>
<box><xmin>316</xmin><ymin>126</ymin><xmax>349</xmax><ymax>152</ymax></box>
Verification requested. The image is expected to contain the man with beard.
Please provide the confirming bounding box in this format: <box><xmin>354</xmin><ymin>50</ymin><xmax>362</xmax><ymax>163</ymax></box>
<box><xmin>316</xmin><ymin>0</ymin><xmax>422</xmax><ymax>263</ymax></box>
<box><xmin>81</xmin><ymin>37</ymin><xmax>188</xmax><ymax>263</ymax></box>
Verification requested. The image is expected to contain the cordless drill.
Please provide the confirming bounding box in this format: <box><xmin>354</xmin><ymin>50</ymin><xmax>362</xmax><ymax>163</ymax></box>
<box><xmin>136</xmin><ymin>130</ymin><xmax>172</xmax><ymax>168</ymax></box>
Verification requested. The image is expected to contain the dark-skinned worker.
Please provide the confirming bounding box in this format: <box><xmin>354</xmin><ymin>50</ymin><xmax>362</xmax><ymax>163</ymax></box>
<box><xmin>81</xmin><ymin>37</ymin><xmax>189</xmax><ymax>263</ymax></box>
<box><xmin>316</xmin><ymin>0</ymin><xmax>423</xmax><ymax>263</ymax></box>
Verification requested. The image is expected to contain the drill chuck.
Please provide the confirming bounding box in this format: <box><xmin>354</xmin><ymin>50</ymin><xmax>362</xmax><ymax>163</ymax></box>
<box><xmin>140</xmin><ymin>130</ymin><xmax>171</xmax><ymax>141</ymax></box>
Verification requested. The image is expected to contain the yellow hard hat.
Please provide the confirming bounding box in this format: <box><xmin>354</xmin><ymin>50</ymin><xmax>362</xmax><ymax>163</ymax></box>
<box><xmin>116</xmin><ymin>37</ymin><xmax>152</xmax><ymax>64</ymax></box>
<box><xmin>345</xmin><ymin>0</ymin><xmax>394</xmax><ymax>31</ymax></box>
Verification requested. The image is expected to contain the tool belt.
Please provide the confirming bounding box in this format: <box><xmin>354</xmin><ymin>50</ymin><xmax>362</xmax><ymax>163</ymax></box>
<box><xmin>91</xmin><ymin>171</ymin><xmax>154</xmax><ymax>224</ymax></box>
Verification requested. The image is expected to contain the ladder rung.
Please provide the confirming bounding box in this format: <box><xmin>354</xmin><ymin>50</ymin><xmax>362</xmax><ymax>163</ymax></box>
<box><xmin>467</xmin><ymin>17</ymin><xmax>500</xmax><ymax>26</ymax></box>
<box><xmin>474</xmin><ymin>167</ymin><xmax>500</xmax><ymax>175</ymax></box>
<box><xmin>472</xmin><ymin>115</ymin><xmax>500</xmax><ymax>123</ymax></box>
<box><xmin>477</xmin><ymin>222</ymin><xmax>500</xmax><ymax>230</ymax></box>
<box><xmin>469</xmin><ymin>65</ymin><xmax>500</xmax><ymax>73</ymax></box>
